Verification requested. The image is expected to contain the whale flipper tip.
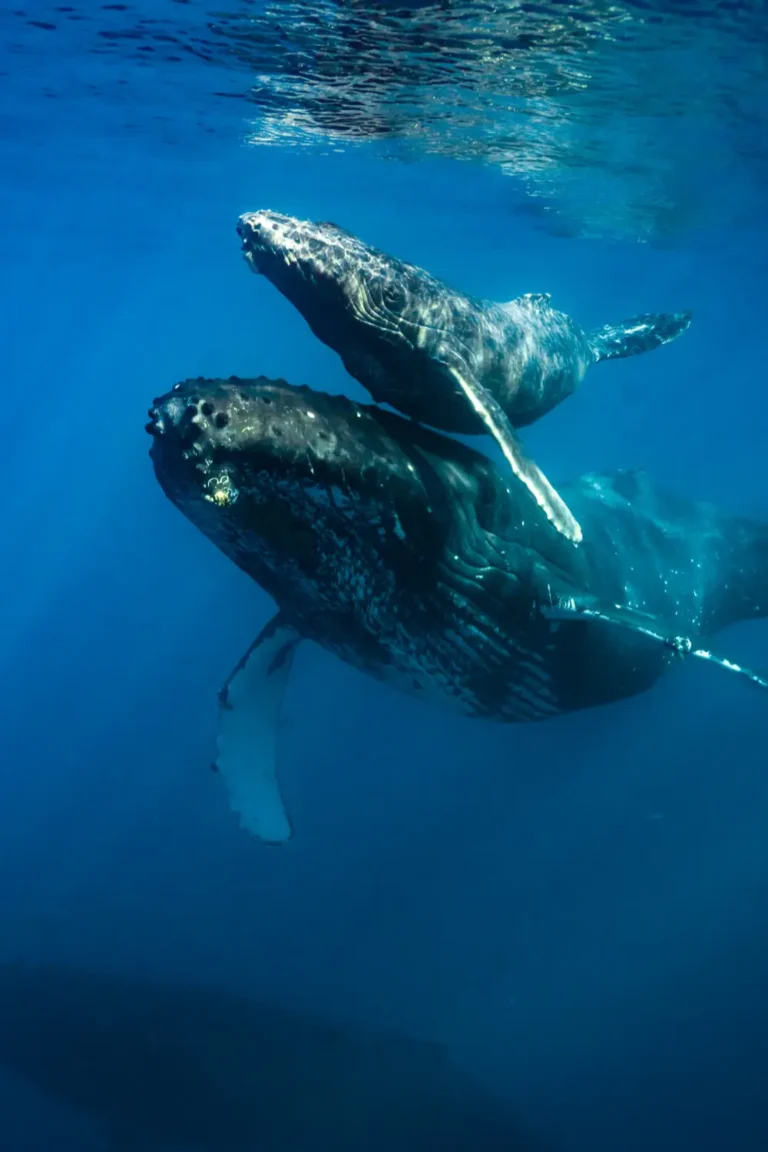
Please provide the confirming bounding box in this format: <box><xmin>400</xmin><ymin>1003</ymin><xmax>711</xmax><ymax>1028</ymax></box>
<box><xmin>589</xmin><ymin>310</ymin><xmax>692</xmax><ymax>362</ymax></box>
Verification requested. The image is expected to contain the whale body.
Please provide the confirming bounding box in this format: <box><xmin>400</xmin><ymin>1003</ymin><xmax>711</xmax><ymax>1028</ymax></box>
<box><xmin>147</xmin><ymin>375</ymin><xmax>766</xmax><ymax>841</ymax></box>
<box><xmin>236</xmin><ymin>209</ymin><xmax>691</xmax><ymax>543</ymax></box>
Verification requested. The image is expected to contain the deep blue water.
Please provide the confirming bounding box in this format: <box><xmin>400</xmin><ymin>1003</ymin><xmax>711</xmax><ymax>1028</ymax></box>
<box><xmin>1</xmin><ymin>2</ymin><xmax>768</xmax><ymax>1150</ymax></box>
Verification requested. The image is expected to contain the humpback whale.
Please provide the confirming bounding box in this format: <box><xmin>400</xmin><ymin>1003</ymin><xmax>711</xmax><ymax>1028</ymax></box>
<box><xmin>147</xmin><ymin>375</ymin><xmax>766</xmax><ymax>843</ymax></box>
<box><xmin>237</xmin><ymin>209</ymin><xmax>691</xmax><ymax>543</ymax></box>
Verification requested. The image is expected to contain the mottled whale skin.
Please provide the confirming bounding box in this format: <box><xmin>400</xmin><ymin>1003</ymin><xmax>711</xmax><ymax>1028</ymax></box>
<box><xmin>236</xmin><ymin>209</ymin><xmax>692</xmax><ymax>543</ymax></box>
<box><xmin>147</xmin><ymin>377</ymin><xmax>765</xmax><ymax>841</ymax></box>
<box><xmin>148</xmin><ymin>375</ymin><xmax>768</xmax><ymax>718</ymax></box>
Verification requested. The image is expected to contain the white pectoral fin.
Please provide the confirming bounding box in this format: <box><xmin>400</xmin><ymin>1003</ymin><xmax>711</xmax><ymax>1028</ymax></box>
<box><xmin>446</xmin><ymin>365</ymin><xmax>582</xmax><ymax>544</ymax></box>
<box><xmin>215</xmin><ymin>614</ymin><xmax>302</xmax><ymax>844</ymax></box>
<box><xmin>543</xmin><ymin>598</ymin><xmax>768</xmax><ymax>692</ymax></box>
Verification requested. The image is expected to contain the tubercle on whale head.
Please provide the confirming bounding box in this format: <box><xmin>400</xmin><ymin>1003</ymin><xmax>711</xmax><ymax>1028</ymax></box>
<box><xmin>150</xmin><ymin>374</ymin><xmax>317</xmax><ymax>456</ymax></box>
<box><xmin>146</xmin><ymin>376</ymin><xmax>462</xmax><ymax>606</ymax></box>
<box><xmin>237</xmin><ymin>208</ymin><xmax>351</xmax><ymax>249</ymax></box>
<box><xmin>238</xmin><ymin>209</ymin><xmax>320</xmax><ymax>268</ymax></box>
<box><xmin>235</xmin><ymin>209</ymin><xmax>367</xmax><ymax>301</ymax></box>
<box><xmin>236</xmin><ymin>209</ymin><xmax>288</xmax><ymax>272</ymax></box>
<box><xmin>145</xmin><ymin>375</ymin><xmax>412</xmax><ymax>516</ymax></box>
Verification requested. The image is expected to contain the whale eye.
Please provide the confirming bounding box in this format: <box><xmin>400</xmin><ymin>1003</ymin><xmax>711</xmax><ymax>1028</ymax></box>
<box><xmin>382</xmin><ymin>281</ymin><xmax>405</xmax><ymax>309</ymax></box>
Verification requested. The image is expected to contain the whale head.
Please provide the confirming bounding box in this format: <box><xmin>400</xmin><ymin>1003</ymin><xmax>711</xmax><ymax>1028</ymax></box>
<box><xmin>146</xmin><ymin>376</ymin><xmax>470</xmax><ymax>620</ymax></box>
<box><xmin>235</xmin><ymin>210</ymin><xmax>439</xmax><ymax>373</ymax></box>
<box><xmin>236</xmin><ymin>209</ymin><xmax>377</xmax><ymax>314</ymax></box>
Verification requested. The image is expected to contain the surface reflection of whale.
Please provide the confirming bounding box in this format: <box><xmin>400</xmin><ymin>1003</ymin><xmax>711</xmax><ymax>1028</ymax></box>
<box><xmin>147</xmin><ymin>375</ymin><xmax>768</xmax><ymax>844</ymax></box>
<box><xmin>0</xmin><ymin>961</ymin><xmax>549</xmax><ymax>1152</ymax></box>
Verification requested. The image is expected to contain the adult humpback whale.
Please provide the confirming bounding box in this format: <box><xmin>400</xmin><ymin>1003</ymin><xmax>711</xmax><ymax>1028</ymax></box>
<box><xmin>237</xmin><ymin>209</ymin><xmax>691</xmax><ymax>544</ymax></box>
<box><xmin>147</xmin><ymin>376</ymin><xmax>766</xmax><ymax>843</ymax></box>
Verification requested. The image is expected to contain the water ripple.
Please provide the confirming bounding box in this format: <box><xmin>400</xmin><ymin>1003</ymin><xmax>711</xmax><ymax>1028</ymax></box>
<box><xmin>3</xmin><ymin>0</ymin><xmax>767</xmax><ymax>240</ymax></box>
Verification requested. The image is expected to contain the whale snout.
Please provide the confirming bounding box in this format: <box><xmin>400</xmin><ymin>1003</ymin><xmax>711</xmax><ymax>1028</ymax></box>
<box><xmin>148</xmin><ymin>395</ymin><xmax>201</xmax><ymax>446</ymax></box>
<box><xmin>146</xmin><ymin>386</ymin><xmax>234</xmax><ymax>457</ymax></box>
<box><xmin>237</xmin><ymin>211</ymin><xmax>261</xmax><ymax>247</ymax></box>
<box><xmin>145</xmin><ymin>406</ymin><xmax>164</xmax><ymax>437</ymax></box>
<box><xmin>238</xmin><ymin>211</ymin><xmax>265</xmax><ymax>234</ymax></box>
<box><xmin>237</xmin><ymin>210</ymin><xmax>290</xmax><ymax>259</ymax></box>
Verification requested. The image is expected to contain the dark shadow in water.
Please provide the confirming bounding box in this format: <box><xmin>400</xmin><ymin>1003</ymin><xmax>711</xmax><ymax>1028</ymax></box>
<box><xmin>0</xmin><ymin>960</ymin><xmax>551</xmax><ymax>1151</ymax></box>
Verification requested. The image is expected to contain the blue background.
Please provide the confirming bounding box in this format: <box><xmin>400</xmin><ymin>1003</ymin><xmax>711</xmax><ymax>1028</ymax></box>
<box><xmin>1</xmin><ymin>9</ymin><xmax>767</xmax><ymax>1148</ymax></box>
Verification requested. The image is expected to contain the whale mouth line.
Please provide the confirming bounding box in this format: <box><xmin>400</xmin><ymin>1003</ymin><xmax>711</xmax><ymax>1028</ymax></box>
<box><xmin>237</xmin><ymin>215</ymin><xmax>276</xmax><ymax>259</ymax></box>
<box><xmin>241</xmin><ymin>247</ymin><xmax>264</xmax><ymax>272</ymax></box>
<box><xmin>145</xmin><ymin>408</ymin><xmax>165</xmax><ymax>437</ymax></box>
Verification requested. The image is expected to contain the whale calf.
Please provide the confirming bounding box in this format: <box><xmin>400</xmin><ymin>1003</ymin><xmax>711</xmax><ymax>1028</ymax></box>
<box><xmin>237</xmin><ymin>209</ymin><xmax>691</xmax><ymax>543</ymax></box>
<box><xmin>147</xmin><ymin>375</ymin><xmax>766</xmax><ymax>843</ymax></box>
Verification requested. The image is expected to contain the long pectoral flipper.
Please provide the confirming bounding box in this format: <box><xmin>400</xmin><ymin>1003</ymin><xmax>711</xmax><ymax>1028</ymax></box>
<box><xmin>445</xmin><ymin>365</ymin><xmax>582</xmax><ymax>544</ymax></box>
<box><xmin>215</xmin><ymin>614</ymin><xmax>302</xmax><ymax>843</ymax></box>
<box><xmin>588</xmin><ymin>310</ymin><xmax>692</xmax><ymax>362</ymax></box>
<box><xmin>543</xmin><ymin>599</ymin><xmax>768</xmax><ymax>692</ymax></box>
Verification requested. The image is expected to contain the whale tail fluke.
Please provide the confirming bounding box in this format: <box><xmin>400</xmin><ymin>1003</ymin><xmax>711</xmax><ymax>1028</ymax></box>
<box><xmin>589</xmin><ymin>310</ymin><xmax>692</xmax><ymax>362</ymax></box>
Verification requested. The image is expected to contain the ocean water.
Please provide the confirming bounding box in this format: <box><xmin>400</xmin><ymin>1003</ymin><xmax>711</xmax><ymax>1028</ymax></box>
<box><xmin>1</xmin><ymin>2</ymin><xmax>767</xmax><ymax>1150</ymax></box>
